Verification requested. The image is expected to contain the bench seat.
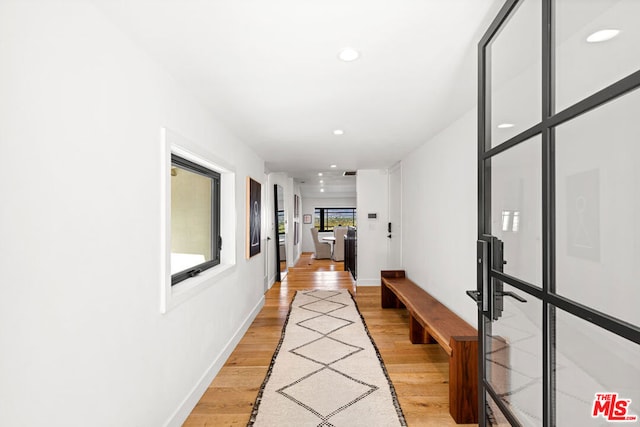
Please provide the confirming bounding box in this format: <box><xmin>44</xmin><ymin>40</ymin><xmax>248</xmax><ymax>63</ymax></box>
<box><xmin>381</xmin><ymin>270</ymin><xmax>478</xmax><ymax>424</ymax></box>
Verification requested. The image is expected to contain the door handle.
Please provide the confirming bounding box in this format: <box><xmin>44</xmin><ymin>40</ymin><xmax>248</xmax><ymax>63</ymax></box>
<box><xmin>466</xmin><ymin>290</ymin><xmax>482</xmax><ymax>304</ymax></box>
<box><xmin>498</xmin><ymin>290</ymin><xmax>527</xmax><ymax>303</ymax></box>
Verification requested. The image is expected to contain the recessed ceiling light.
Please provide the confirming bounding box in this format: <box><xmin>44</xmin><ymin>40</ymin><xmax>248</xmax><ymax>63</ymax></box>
<box><xmin>338</xmin><ymin>48</ymin><xmax>360</xmax><ymax>62</ymax></box>
<box><xmin>330</xmin><ymin>164</ymin><xmax>337</xmax><ymax>168</ymax></box>
<box><xmin>319</xmin><ymin>180</ymin><xmax>324</xmax><ymax>184</ymax></box>
<box><xmin>497</xmin><ymin>123</ymin><xmax>515</xmax><ymax>129</ymax></box>
<box><xmin>320</xmin><ymin>188</ymin><xmax>325</xmax><ymax>193</ymax></box>
<box><xmin>333</xmin><ymin>129</ymin><xmax>344</xmax><ymax>135</ymax></box>
<box><xmin>586</xmin><ymin>29</ymin><xmax>620</xmax><ymax>43</ymax></box>
<box><xmin>318</xmin><ymin>172</ymin><xmax>323</xmax><ymax>177</ymax></box>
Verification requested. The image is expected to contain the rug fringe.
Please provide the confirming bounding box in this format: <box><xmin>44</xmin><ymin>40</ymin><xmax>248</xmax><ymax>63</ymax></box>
<box><xmin>348</xmin><ymin>291</ymin><xmax>408</xmax><ymax>426</ymax></box>
<box><xmin>247</xmin><ymin>291</ymin><xmax>297</xmax><ymax>426</ymax></box>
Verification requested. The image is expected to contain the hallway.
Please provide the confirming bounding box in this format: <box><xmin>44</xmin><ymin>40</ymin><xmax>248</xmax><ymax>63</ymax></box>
<box><xmin>183</xmin><ymin>254</ymin><xmax>474</xmax><ymax>426</ymax></box>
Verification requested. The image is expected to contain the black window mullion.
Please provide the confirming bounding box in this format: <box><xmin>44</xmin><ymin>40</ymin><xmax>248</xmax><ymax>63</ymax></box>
<box><xmin>546</xmin><ymin>69</ymin><xmax>640</xmax><ymax>130</ymax></box>
<box><xmin>214</xmin><ymin>174</ymin><xmax>221</xmax><ymax>259</ymax></box>
<box><xmin>491</xmin><ymin>270</ymin><xmax>545</xmax><ymax>300</ymax></box>
<box><xmin>550</xmin><ymin>294</ymin><xmax>640</xmax><ymax>346</ymax></box>
<box><xmin>171</xmin><ymin>154</ymin><xmax>220</xmax><ymax>181</ymax></box>
<box><xmin>323</xmin><ymin>208</ymin><xmax>327</xmax><ymax>231</ymax></box>
<box><xmin>484</xmin><ymin>381</ymin><xmax>524</xmax><ymax>427</ymax></box>
<box><xmin>541</xmin><ymin>0</ymin><xmax>555</xmax><ymax>424</ymax></box>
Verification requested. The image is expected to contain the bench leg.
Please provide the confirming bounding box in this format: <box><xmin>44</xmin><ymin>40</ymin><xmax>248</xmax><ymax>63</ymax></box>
<box><xmin>381</xmin><ymin>282</ymin><xmax>405</xmax><ymax>309</ymax></box>
<box><xmin>409</xmin><ymin>316</ymin><xmax>436</xmax><ymax>344</ymax></box>
<box><xmin>449</xmin><ymin>337</ymin><xmax>478</xmax><ymax>424</ymax></box>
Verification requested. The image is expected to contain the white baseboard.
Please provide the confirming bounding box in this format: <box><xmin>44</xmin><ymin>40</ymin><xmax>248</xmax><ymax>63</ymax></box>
<box><xmin>164</xmin><ymin>295</ymin><xmax>265</xmax><ymax>427</ymax></box>
<box><xmin>356</xmin><ymin>278</ymin><xmax>380</xmax><ymax>286</ymax></box>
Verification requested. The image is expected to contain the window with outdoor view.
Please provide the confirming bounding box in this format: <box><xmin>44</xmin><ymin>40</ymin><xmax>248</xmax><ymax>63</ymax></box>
<box><xmin>314</xmin><ymin>207</ymin><xmax>356</xmax><ymax>232</ymax></box>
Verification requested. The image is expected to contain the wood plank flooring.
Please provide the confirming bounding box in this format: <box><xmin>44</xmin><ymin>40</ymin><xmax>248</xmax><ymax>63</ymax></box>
<box><xmin>183</xmin><ymin>253</ymin><xmax>477</xmax><ymax>426</ymax></box>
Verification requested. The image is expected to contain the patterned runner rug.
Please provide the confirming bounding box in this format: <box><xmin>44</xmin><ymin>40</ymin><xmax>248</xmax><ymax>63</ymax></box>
<box><xmin>248</xmin><ymin>289</ymin><xmax>406</xmax><ymax>427</ymax></box>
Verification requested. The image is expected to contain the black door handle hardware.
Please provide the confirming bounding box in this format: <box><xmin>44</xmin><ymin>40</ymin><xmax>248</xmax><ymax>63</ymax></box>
<box><xmin>466</xmin><ymin>290</ymin><xmax>482</xmax><ymax>304</ymax></box>
<box><xmin>498</xmin><ymin>291</ymin><xmax>527</xmax><ymax>303</ymax></box>
<box><xmin>387</xmin><ymin>234</ymin><xmax>392</xmax><ymax>238</ymax></box>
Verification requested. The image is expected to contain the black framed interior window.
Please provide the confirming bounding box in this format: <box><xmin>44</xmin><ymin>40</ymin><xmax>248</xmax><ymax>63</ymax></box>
<box><xmin>170</xmin><ymin>154</ymin><xmax>221</xmax><ymax>285</ymax></box>
<box><xmin>314</xmin><ymin>208</ymin><xmax>356</xmax><ymax>232</ymax></box>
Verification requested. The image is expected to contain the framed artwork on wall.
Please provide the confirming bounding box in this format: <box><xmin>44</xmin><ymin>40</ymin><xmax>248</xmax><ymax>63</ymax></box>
<box><xmin>303</xmin><ymin>214</ymin><xmax>312</xmax><ymax>224</ymax></box>
<box><xmin>247</xmin><ymin>177</ymin><xmax>261</xmax><ymax>258</ymax></box>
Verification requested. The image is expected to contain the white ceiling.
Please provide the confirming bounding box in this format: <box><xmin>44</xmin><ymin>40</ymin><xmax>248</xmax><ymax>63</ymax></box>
<box><xmin>94</xmin><ymin>0</ymin><xmax>502</xmax><ymax>196</ymax></box>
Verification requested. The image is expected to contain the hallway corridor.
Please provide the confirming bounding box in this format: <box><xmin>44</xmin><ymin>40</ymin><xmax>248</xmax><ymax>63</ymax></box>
<box><xmin>183</xmin><ymin>254</ymin><xmax>474</xmax><ymax>426</ymax></box>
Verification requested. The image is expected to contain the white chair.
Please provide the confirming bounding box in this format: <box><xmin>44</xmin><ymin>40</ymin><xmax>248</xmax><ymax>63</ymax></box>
<box><xmin>332</xmin><ymin>227</ymin><xmax>347</xmax><ymax>261</ymax></box>
<box><xmin>310</xmin><ymin>228</ymin><xmax>332</xmax><ymax>259</ymax></box>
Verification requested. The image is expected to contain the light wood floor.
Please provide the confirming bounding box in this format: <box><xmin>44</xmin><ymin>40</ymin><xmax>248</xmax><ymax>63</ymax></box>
<box><xmin>183</xmin><ymin>253</ymin><xmax>477</xmax><ymax>426</ymax></box>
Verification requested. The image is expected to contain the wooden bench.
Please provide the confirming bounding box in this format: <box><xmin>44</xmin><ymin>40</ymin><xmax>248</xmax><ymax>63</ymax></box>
<box><xmin>381</xmin><ymin>270</ymin><xmax>478</xmax><ymax>424</ymax></box>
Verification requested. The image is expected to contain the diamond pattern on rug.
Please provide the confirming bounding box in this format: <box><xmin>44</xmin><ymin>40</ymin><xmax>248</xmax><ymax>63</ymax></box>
<box><xmin>278</xmin><ymin>368</ymin><xmax>377</xmax><ymax>419</ymax></box>
<box><xmin>303</xmin><ymin>290</ymin><xmax>341</xmax><ymax>299</ymax></box>
<box><xmin>298</xmin><ymin>315</ymin><xmax>353</xmax><ymax>336</ymax></box>
<box><xmin>292</xmin><ymin>336</ymin><xmax>363</xmax><ymax>365</ymax></box>
<box><xmin>300</xmin><ymin>299</ymin><xmax>347</xmax><ymax>315</ymax></box>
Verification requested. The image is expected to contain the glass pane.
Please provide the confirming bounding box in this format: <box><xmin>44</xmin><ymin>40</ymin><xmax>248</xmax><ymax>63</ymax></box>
<box><xmin>491</xmin><ymin>136</ymin><xmax>542</xmax><ymax>286</ymax></box>
<box><xmin>485</xmin><ymin>283</ymin><xmax>542</xmax><ymax>426</ymax></box>
<box><xmin>277</xmin><ymin>210</ymin><xmax>285</xmax><ymax>234</ymax></box>
<box><xmin>171</xmin><ymin>165</ymin><xmax>213</xmax><ymax>274</ymax></box>
<box><xmin>556</xmin><ymin>0</ymin><xmax>640</xmax><ymax>112</ymax></box>
<box><xmin>555</xmin><ymin>88</ymin><xmax>640</xmax><ymax>326</ymax></box>
<box><xmin>556</xmin><ymin>309</ymin><xmax>640</xmax><ymax>426</ymax></box>
<box><xmin>490</xmin><ymin>0</ymin><xmax>542</xmax><ymax>147</ymax></box>
<box><xmin>326</xmin><ymin>208</ymin><xmax>355</xmax><ymax>230</ymax></box>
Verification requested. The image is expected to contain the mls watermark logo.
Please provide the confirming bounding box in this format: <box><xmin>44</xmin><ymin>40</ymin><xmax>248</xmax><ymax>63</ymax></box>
<box><xmin>592</xmin><ymin>393</ymin><xmax>638</xmax><ymax>422</ymax></box>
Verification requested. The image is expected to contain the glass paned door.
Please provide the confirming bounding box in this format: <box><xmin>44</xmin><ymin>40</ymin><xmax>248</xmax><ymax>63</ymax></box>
<box><xmin>477</xmin><ymin>0</ymin><xmax>640</xmax><ymax>425</ymax></box>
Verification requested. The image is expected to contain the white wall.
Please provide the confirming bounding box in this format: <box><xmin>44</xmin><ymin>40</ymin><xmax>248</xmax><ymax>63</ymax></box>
<box><xmin>401</xmin><ymin>109</ymin><xmax>478</xmax><ymax>325</ymax></box>
<box><xmin>300</xmin><ymin>196</ymin><xmax>357</xmax><ymax>254</ymax></box>
<box><xmin>356</xmin><ymin>170</ymin><xmax>390</xmax><ymax>286</ymax></box>
<box><xmin>0</xmin><ymin>2</ymin><xmax>265</xmax><ymax>426</ymax></box>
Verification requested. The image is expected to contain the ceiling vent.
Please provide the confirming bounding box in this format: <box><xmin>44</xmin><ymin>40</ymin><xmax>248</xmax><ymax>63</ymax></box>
<box><xmin>343</xmin><ymin>171</ymin><xmax>357</xmax><ymax>176</ymax></box>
